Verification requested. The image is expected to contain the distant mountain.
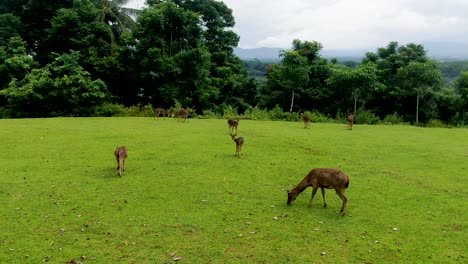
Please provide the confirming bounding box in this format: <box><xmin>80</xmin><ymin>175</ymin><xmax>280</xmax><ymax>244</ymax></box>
<box><xmin>234</xmin><ymin>42</ymin><xmax>468</xmax><ymax>62</ymax></box>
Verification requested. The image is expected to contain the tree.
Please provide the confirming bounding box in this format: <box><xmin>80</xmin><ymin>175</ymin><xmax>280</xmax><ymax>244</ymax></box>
<box><xmin>362</xmin><ymin>42</ymin><xmax>429</xmax><ymax>120</ymax></box>
<box><xmin>280</xmin><ymin>50</ymin><xmax>309</xmax><ymax>112</ymax></box>
<box><xmin>327</xmin><ymin>62</ymin><xmax>379</xmax><ymax>114</ymax></box>
<box><xmin>396</xmin><ymin>61</ymin><xmax>443</xmax><ymax>125</ymax></box>
<box><xmin>455</xmin><ymin>71</ymin><xmax>468</xmax><ymax>126</ymax></box>
<box><xmin>92</xmin><ymin>0</ymin><xmax>140</xmax><ymax>54</ymax></box>
<box><xmin>0</xmin><ymin>52</ymin><xmax>109</xmax><ymax>117</ymax></box>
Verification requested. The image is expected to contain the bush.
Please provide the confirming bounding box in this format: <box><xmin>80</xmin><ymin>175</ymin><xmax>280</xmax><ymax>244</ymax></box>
<box><xmin>201</xmin><ymin>109</ymin><xmax>221</xmax><ymax>119</ymax></box>
<box><xmin>243</xmin><ymin>107</ymin><xmax>270</xmax><ymax>120</ymax></box>
<box><xmin>91</xmin><ymin>103</ymin><xmax>127</xmax><ymax>117</ymax></box>
<box><xmin>425</xmin><ymin>119</ymin><xmax>447</xmax><ymax>128</ymax></box>
<box><xmin>355</xmin><ymin>109</ymin><xmax>380</xmax><ymax>125</ymax></box>
<box><xmin>382</xmin><ymin>112</ymin><xmax>405</xmax><ymax>125</ymax></box>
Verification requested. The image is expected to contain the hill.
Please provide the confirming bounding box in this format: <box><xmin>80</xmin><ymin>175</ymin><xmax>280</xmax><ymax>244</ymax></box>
<box><xmin>234</xmin><ymin>42</ymin><xmax>468</xmax><ymax>62</ymax></box>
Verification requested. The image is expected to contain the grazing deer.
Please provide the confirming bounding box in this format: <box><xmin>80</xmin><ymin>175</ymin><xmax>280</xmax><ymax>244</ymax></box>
<box><xmin>287</xmin><ymin>168</ymin><xmax>350</xmax><ymax>216</ymax></box>
<box><xmin>176</xmin><ymin>109</ymin><xmax>189</xmax><ymax>122</ymax></box>
<box><xmin>114</xmin><ymin>146</ymin><xmax>128</xmax><ymax>177</ymax></box>
<box><xmin>227</xmin><ymin>118</ymin><xmax>240</xmax><ymax>133</ymax></box>
<box><xmin>300</xmin><ymin>113</ymin><xmax>312</xmax><ymax>129</ymax></box>
<box><xmin>155</xmin><ymin>108</ymin><xmax>166</xmax><ymax>119</ymax></box>
<box><xmin>347</xmin><ymin>113</ymin><xmax>354</xmax><ymax>130</ymax></box>
<box><xmin>230</xmin><ymin>133</ymin><xmax>244</xmax><ymax>158</ymax></box>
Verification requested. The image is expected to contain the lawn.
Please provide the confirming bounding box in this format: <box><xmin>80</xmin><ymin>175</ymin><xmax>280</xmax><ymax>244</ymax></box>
<box><xmin>0</xmin><ymin>117</ymin><xmax>466</xmax><ymax>263</ymax></box>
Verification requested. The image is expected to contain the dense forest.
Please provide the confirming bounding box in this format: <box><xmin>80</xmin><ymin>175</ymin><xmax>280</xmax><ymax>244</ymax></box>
<box><xmin>0</xmin><ymin>0</ymin><xmax>467</xmax><ymax>126</ymax></box>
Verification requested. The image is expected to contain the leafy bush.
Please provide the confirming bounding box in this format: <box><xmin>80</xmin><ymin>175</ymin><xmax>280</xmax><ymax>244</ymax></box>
<box><xmin>425</xmin><ymin>119</ymin><xmax>447</xmax><ymax>128</ymax></box>
<box><xmin>312</xmin><ymin>111</ymin><xmax>336</xmax><ymax>123</ymax></box>
<box><xmin>382</xmin><ymin>112</ymin><xmax>405</xmax><ymax>125</ymax></box>
<box><xmin>355</xmin><ymin>109</ymin><xmax>380</xmax><ymax>124</ymax></box>
<box><xmin>201</xmin><ymin>109</ymin><xmax>221</xmax><ymax>119</ymax></box>
<box><xmin>243</xmin><ymin>107</ymin><xmax>270</xmax><ymax>120</ymax></box>
<box><xmin>91</xmin><ymin>103</ymin><xmax>127</xmax><ymax>117</ymax></box>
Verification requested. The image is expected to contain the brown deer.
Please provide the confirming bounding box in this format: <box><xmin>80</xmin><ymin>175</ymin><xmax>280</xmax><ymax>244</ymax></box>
<box><xmin>230</xmin><ymin>133</ymin><xmax>244</xmax><ymax>158</ymax></box>
<box><xmin>176</xmin><ymin>109</ymin><xmax>189</xmax><ymax>122</ymax></box>
<box><xmin>155</xmin><ymin>108</ymin><xmax>166</xmax><ymax>119</ymax></box>
<box><xmin>114</xmin><ymin>146</ymin><xmax>128</xmax><ymax>177</ymax></box>
<box><xmin>347</xmin><ymin>113</ymin><xmax>354</xmax><ymax>130</ymax></box>
<box><xmin>287</xmin><ymin>168</ymin><xmax>350</xmax><ymax>216</ymax></box>
<box><xmin>300</xmin><ymin>113</ymin><xmax>312</xmax><ymax>129</ymax></box>
<box><xmin>227</xmin><ymin>118</ymin><xmax>240</xmax><ymax>133</ymax></box>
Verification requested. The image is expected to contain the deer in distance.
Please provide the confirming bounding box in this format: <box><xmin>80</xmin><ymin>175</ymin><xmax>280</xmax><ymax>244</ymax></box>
<box><xmin>347</xmin><ymin>113</ymin><xmax>354</xmax><ymax>130</ymax></box>
<box><xmin>287</xmin><ymin>168</ymin><xmax>350</xmax><ymax>216</ymax></box>
<box><xmin>300</xmin><ymin>113</ymin><xmax>312</xmax><ymax>129</ymax></box>
<box><xmin>230</xmin><ymin>133</ymin><xmax>244</xmax><ymax>158</ymax></box>
<box><xmin>155</xmin><ymin>108</ymin><xmax>166</xmax><ymax>119</ymax></box>
<box><xmin>227</xmin><ymin>118</ymin><xmax>240</xmax><ymax>133</ymax></box>
<box><xmin>114</xmin><ymin>146</ymin><xmax>128</xmax><ymax>177</ymax></box>
<box><xmin>176</xmin><ymin>109</ymin><xmax>189</xmax><ymax>122</ymax></box>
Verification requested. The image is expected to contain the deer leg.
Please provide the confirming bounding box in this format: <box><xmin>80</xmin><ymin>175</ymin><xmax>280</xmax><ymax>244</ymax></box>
<box><xmin>308</xmin><ymin>187</ymin><xmax>319</xmax><ymax>207</ymax></box>
<box><xmin>335</xmin><ymin>189</ymin><xmax>348</xmax><ymax>215</ymax></box>
<box><xmin>321</xmin><ymin>187</ymin><xmax>327</xmax><ymax>207</ymax></box>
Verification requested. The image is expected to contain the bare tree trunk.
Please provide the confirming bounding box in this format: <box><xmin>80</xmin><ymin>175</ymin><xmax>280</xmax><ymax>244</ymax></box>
<box><xmin>289</xmin><ymin>91</ymin><xmax>295</xmax><ymax>113</ymax></box>
<box><xmin>353</xmin><ymin>96</ymin><xmax>358</xmax><ymax>116</ymax></box>
<box><xmin>416</xmin><ymin>91</ymin><xmax>420</xmax><ymax>125</ymax></box>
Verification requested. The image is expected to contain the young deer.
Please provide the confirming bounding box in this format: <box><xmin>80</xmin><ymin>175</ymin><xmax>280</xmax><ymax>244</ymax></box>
<box><xmin>227</xmin><ymin>118</ymin><xmax>240</xmax><ymax>133</ymax></box>
<box><xmin>155</xmin><ymin>108</ymin><xmax>166</xmax><ymax>119</ymax></box>
<box><xmin>114</xmin><ymin>146</ymin><xmax>128</xmax><ymax>177</ymax></box>
<box><xmin>176</xmin><ymin>109</ymin><xmax>189</xmax><ymax>122</ymax></box>
<box><xmin>300</xmin><ymin>113</ymin><xmax>311</xmax><ymax>129</ymax></box>
<box><xmin>287</xmin><ymin>168</ymin><xmax>350</xmax><ymax>216</ymax></box>
<box><xmin>230</xmin><ymin>133</ymin><xmax>244</xmax><ymax>158</ymax></box>
<box><xmin>347</xmin><ymin>113</ymin><xmax>354</xmax><ymax>130</ymax></box>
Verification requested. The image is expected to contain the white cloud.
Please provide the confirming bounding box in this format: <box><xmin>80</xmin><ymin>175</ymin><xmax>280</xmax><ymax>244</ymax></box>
<box><xmin>127</xmin><ymin>0</ymin><xmax>468</xmax><ymax>50</ymax></box>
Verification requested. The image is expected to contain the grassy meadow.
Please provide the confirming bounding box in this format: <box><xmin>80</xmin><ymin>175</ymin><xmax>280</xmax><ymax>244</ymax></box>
<box><xmin>0</xmin><ymin>117</ymin><xmax>466</xmax><ymax>263</ymax></box>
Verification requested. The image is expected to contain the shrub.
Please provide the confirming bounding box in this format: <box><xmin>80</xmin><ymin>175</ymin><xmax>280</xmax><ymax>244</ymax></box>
<box><xmin>91</xmin><ymin>103</ymin><xmax>127</xmax><ymax>117</ymax></box>
<box><xmin>382</xmin><ymin>112</ymin><xmax>405</xmax><ymax>125</ymax></box>
<box><xmin>244</xmin><ymin>107</ymin><xmax>270</xmax><ymax>120</ymax></box>
<box><xmin>355</xmin><ymin>109</ymin><xmax>380</xmax><ymax>125</ymax></box>
<box><xmin>425</xmin><ymin>119</ymin><xmax>447</xmax><ymax>128</ymax></box>
<box><xmin>201</xmin><ymin>109</ymin><xmax>221</xmax><ymax>119</ymax></box>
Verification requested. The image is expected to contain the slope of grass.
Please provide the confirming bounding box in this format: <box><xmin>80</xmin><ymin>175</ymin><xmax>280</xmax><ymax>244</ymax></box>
<box><xmin>0</xmin><ymin>118</ymin><xmax>466</xmax><ymax>263</ymax></box>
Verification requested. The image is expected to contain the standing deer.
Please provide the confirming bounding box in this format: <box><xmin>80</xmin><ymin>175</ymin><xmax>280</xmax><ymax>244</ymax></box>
<box><xmin>155</xmin><ymin>108</ymin><xmax>166</xmax><ymax>119</ymax></box>
<box><xmin>347</xmin><ymin>113</ymin><xmax>354</xmax><ymax>130</ymax></box>
<box><xmin>227</xmin><ymin>118</ymin><xmax>240</xmax><ymax>133</ymax></box>
<box><xmin>114</xmin><ymin>146</ymin><xmax>128</xmax><ymax>177</ymax></box>
<box><xmin>300</xmin><ymin>113</ymin><xmax>312</xmax><ymax>129</ymax></box>
<box><xmin>176</xmin><ymin>109</ymin><xmax>189</xmax><ymax>122</ymax></box>
<box><xmin>230</xmin><ymin>133</ymin><xmax>244</xmax><ymax>158</ymax></box>
<box><xmin>287</xmin><ymin>168</ymin><xmax>350</xmax><ymax>216</ymax></box>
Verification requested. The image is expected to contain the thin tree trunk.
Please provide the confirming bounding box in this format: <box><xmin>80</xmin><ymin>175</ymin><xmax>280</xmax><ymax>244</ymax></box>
<box><xmin>354</xmin><ymin>95</ymin><xmax>358</xmax><ymax>116</ymax></box>
<box><xmin>416</xmin><ymin>91</ymin><xmax>420</xmax><ymax>125</ymax></box>
<box><xmin>289</xmin><ymin>91</ymin><xmax>295</xmax><ymax>113</ymax></box>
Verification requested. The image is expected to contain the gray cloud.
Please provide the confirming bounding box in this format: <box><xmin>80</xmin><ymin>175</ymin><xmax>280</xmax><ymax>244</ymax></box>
<box><xmin>127</xmin><ymin>0</ymin><xmax>468</xmax><ymax>50</ymax></box>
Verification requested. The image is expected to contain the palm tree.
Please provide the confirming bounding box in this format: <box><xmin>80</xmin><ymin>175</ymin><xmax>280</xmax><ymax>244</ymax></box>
<box><xmin>92</xmin><ymin>0</ymin><xmax>141</xmax><ymax>54</ymax></box>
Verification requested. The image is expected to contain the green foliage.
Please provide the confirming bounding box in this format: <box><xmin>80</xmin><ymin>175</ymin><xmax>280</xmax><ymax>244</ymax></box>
<box><xmin>1</xmin><ymin>118</ymin><xmax>466</xmax><ymax>262</ymax></box>
<box><xmin>382</xmin><ymin>112</ymin><xmax>405</xmax><ymax>125</ymax></box>
<box><xmin>425</xmin><ymin>119</ymin><xmax>448</xmax><ymax>128</ymax></box>
<box><xmin>0</xmin><ymin>52</ymin><xmax>109</xmax><ymax>117</ymax></box>
<box><xmin>355</xmin><ymin>109</ymin><xmax>380</xmax><ymax>125</ymax></box>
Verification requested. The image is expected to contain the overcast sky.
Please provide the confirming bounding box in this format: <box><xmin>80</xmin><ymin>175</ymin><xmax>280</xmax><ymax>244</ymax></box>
<box><xmin>127</xmin><ymin>0</ymin><xmax>468</xmax><ymax>50</ymax></box>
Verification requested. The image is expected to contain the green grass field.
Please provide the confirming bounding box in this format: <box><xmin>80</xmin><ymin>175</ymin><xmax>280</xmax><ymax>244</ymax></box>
<box><xmin>1</xmin><ymin>117</ymin><xmax>466</xmax><ymax>263</ymax></box>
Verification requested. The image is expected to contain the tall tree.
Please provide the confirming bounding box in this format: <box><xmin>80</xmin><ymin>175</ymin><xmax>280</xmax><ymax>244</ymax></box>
<box><xmin>363</xmin><ymin>42</ymin><xmax>429</xmax><ymax>119</ymax></box>
<box><xmin>326</xmin><ymin>62</ymin><xmax>379</xmax><ymax>114</ymax></box>
<box><xmin>396</xmin><ymin>61</ymin><xmax>443</xmax><ymax>125</ymax></box>
<box><xmin>0</xmin><ymin>52</ymin><xmax>109</xmax><ymax>117</ymax></box>
<box><xmin>280</xmin><ymin>50</ymin><xmax>309</xmax><ymax>112</ymax></box>
<box><xmin>92</xmin><ymin>0</ymin><xmax>140</xmax><ymax>54</ymax></box>
<box><xmin>454</xmin><ymin>71</ymin><xmax>468</xmax><ymax>126</ymax></box>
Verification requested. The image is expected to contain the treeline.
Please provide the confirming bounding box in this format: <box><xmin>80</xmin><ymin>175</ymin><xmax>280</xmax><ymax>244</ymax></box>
<box><xmin>0</xmin><ymin>1</ymin><xmax>467</xmax><ymax>126</ymax></box>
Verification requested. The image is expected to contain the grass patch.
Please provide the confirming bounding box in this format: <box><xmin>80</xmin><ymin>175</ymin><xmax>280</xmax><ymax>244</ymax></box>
<box><xmin>1</xmin><ymin>118</ymin><xmax>466</xmax><ymax>263</ymax></box>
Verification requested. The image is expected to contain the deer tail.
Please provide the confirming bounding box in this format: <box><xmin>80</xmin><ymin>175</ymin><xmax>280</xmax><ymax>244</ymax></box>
<box><xmin>345</xmin><ymin>178</ymin><xmax>349</xmax><ymax>189</ymax></box>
